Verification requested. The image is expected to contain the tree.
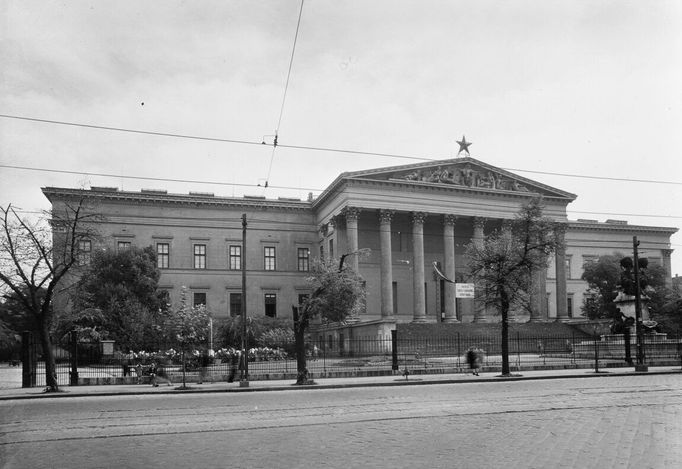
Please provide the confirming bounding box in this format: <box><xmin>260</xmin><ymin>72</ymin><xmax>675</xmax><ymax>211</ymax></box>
<box><xmin>580</xmin><ymin>253</ymin><xmax>625</xmax><ymax>320</ymax></box>
<box><xmin>581</xmin><ymin>253</ymin><xmax>672</xmax><ymax>324</ymax></box>
<box><xmin>0</xmin><ymin>286</ymin><xmax>45</xmax><ymax>335</ymax></box>
<box><xmin>466</xmin><ymin>198</ymin><xmax>562</xmax><ymax>376</ymax></box>
<box><xmin>169</xmin><ymin>287</ymin><xmax>210</xmax><ymax>389</ymax></box>
<box><xmin>71</xmin><ymin>246</ymin><xmax>169</xmax><ymax>349</ymax></box>
<box><xmin>0</xmin><ymin>202</ymin><xmax>98</xmax><ymax>391</ymax></box>
<box><xmin>294</xmin><ymin>256</ymin><xmax>366</xmax><ymax>384</ymax></box>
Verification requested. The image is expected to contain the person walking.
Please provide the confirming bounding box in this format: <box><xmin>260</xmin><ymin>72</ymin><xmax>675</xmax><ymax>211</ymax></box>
<box><xmin>466</xmin><ymin>347</ymin><xmax>480</xmax><ymax>376</ymax></box>
<box><xmin>197</xmin><ymin>350</ymin><xmax>210</xmax><ymax>384</ymax></box>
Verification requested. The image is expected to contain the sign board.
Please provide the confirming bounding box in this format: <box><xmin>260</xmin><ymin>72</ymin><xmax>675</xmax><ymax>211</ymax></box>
<box><xmin>455</xmin><ymin>283</ymin><xmax>475</xmax><ymax>298</ymax></box>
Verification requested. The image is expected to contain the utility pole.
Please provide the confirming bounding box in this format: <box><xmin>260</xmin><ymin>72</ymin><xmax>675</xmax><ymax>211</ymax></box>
<box><xmin>633</xmin><ymin>236</ymin><xmax>648</xmax><ymax>372</ymax></box>
<box><xmin>240</xmin><ymin>213</ymin><xmax>249</xmax><ymax>386</ymax></box>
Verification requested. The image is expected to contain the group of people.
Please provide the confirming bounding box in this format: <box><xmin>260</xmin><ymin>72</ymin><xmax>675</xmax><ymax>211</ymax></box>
<box><xmin>133</xmin><ymin>362</ymin><xmax>172</xmax><ymax>387</ymax></box>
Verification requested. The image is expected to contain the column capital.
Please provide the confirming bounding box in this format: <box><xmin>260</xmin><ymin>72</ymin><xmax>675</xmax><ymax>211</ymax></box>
<box><xmin>378</xmin><ymin>209</ymin><xmax>395</xmax><ymax>224</ymax></box>
<box><xmin>343</xmin><ymin>206</ymin><xmax>361</xmax><ymax>222</ymax></box>
<box><xmin>411</xmin><ymin>211</ymin><xmax>427</xmax><ymax>225</ymax></box>
<box><xmin>473</xmin><ymin>217</ymin><xmax>487</xmax><ymax>230</ymax></box>
<box><xmin>662</xmin><ymin>248</ymin><xmax>674</xmax><ymax>259</ymax></box>
<box><xmin>443</xmin><ymin>214</ymin><xmax>457</xmax><ymax>226</ymax></box>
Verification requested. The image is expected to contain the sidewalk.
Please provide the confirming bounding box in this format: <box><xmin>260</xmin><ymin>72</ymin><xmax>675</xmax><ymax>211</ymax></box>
<box><xmin>2</xmin><ymin>366</ymin><xmax>680</xmax><ymax>401</ymax></box>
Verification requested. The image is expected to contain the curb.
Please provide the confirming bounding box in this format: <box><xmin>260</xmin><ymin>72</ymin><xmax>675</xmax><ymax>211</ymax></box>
<box><xmin>1</xmin><ymin>369</ymin><xmax>680</xmax><ymax>401</ymax></box>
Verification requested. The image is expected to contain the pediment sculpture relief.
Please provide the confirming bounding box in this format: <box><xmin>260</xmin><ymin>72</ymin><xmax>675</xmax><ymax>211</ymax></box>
<box><xmin>396</xmin><ymin>165</ymin><xmax>530</xmax><ymax>192</ymax></box>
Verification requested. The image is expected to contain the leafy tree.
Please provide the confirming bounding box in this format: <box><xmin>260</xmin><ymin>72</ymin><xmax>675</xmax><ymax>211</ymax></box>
<box><xmin>168</xmin><ymin>287</ymin><xmax>210</xmax><ymax>388</ymax></box>
<box><xmin>581</xmin><ymin>253</ymin><xmax>673</xmax><ymax>326</ymax></box>
<box><xmin>216</xmin><ymin>315</ymin><xmax>292</xmax><ymax>349</ymax></box>
<box><xmin>71</xmin><ymin>246</ymin><xmax>169</xmax><ymax>349</ymax></box>
<box><xmin>466</xmin><ymin>198</ymin><xmax>562</xmax><ymax>376</ymax></box>
<box><xmin>0</xmin><ymin>202</ymin><xmax>98</xmax><ymax>391</ymax></box>
<box><xmin>580</xmin><ymin>253</ymin><xmax>624</xmax><ymax>320</ymax></box>
<box><xmin>295</xmin><ymin>256</ymin><xmax>366</xmax><ymax>384</ymax></box>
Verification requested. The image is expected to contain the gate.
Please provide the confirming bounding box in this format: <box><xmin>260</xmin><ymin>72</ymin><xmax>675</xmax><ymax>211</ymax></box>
<box><xmin>21</xmin><ymin>331</ymin><xmax>75</xmax><ymax>388</ymax></box>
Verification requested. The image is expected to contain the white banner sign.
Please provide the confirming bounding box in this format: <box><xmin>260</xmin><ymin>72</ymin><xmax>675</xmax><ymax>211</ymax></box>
<box><xmin>455</xmin><ymin>283</ymin><xmax>475</xmax><ymax>298</ymax></box>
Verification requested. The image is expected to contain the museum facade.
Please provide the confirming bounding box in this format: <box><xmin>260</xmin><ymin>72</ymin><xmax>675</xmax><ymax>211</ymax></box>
<box><xmin>44</xmin><ymin>157</ymin><xmax>676</xmax><ymax>337</ymax></box>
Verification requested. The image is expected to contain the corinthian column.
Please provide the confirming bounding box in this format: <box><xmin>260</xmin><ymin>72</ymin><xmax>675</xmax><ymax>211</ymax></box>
<box><xmin>443</xmin><ymin>215</ymin><xmax>458</xmax><ymax>322</ymax></box>
<box><xmin>412</xmin><ymin>212</ymin><xmax>427</xmax><ymax>323</ymax></box>
<box><xmin>473</xmin><ymin>217</ymin><xmax>489</xmax><ymax>323</ymax></box>
<box><xmin>379</xmin><ymin>210</ymin><xmax>394</xmax><ymax>318</ymax></box>
<box><xmin>344</xmin><ymin>207</ymin><xmax>361</xmax><ymax>273</ymax></box>
<box><xmin>554</xmin><ymin>225</ymin><xmax>569</xmax><ymax>322</ymax></box>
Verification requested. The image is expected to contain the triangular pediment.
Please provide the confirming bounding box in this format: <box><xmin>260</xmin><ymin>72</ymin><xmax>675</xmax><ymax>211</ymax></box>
<box><xmin>341</xmin><ymin>157</ymin><xmax>576</xmax><ymax>200</ymax></box>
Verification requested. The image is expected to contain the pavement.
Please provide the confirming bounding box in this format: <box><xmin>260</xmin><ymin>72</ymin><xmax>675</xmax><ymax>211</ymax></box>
<box><xmin>2</xmin><ymin>365</ymin><xmax>680</xmax><ymax>400</ymax></box>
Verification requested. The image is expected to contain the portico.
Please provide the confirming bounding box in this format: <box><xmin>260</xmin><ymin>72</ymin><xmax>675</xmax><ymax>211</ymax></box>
<box><xmin>314</xmin><ymin>157</ymin><xmax>576</xmax><ymax>325</ymax></box>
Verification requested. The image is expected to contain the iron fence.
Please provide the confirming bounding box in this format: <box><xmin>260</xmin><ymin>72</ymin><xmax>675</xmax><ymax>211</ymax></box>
<box><xmin>16</xmin><ymin>330</ymin><xmax>682</xmax><ymax>388</ymax></box>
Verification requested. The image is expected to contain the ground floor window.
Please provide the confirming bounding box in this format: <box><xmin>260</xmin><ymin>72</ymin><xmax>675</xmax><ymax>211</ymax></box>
<box><xmin>229</xmin><ymin>292</ymin><xmax>242</xmax><ymax>316</ymax></box>
<box><xmin>264</xmin><ymin>293</ymin><xmax>277</xmax><ymax>318</ymax></box>
<box><xmin>193</xmin><ymin>292</ymin><xmax>206</xmax><ymax>307</ymax></box>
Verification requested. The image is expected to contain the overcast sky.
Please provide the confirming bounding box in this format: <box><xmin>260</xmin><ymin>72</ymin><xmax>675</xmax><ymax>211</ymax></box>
<box><xmin>1</xmin><ymin>0</ymin><xmax>681</xmax><ymax>274</ymax></box>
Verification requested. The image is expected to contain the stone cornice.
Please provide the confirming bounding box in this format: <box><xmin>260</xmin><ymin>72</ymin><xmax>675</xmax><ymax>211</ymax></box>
<box><xmin>568</xmin><ymin>220</ymin><xmax>678</xmax><ymax>234</ymax></box>
<box><xmin>42</xmin><ymin>187</ymin><xmax>313</xmax><ymax>212</ymax></box>
<box><xmin>314</xmin><ymin>176</ymin><xmax>573</xmax><ymax>210</ymax></box>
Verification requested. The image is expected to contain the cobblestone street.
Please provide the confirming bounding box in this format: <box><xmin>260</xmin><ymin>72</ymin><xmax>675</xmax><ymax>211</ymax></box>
<box><xmin>1</xmin><ymin>374</ymin><xmax>681</xmax><ymax>468</ymax></box>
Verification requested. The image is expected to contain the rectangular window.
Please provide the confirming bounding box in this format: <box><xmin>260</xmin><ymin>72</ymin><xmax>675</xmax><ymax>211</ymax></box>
<box><xmin>229</xmin><ymin>245</ymin><xmax>241</xmax><ymax>270</ymax></box>
<box><xmin>194</xmin><ymin>244</ymin><xmax>206</xmax><ymax>269</ymax></box>
<box><xmin>319</xmin><ymin>245</ymin><xmax>324</xmax><ymax>261</ymax></box>
<box><xmin>264</xmin><ymin>246</ymin><xmax>276</xmax><ymax>271</ymax></box>
<box><xmin>264</xmin><ymin>293</ymin><xmax>277</xmax><ymax>318</ymax></box>
<box><xmin>117</xmin><ymin>241</ymin><xmax>131</xmax><ymax>252</ymax></box>
<box><xmin>157</xmin><ymin>243</ymin><xmax>169</xmax><ymax>269</ymax></box>
<box><xmin>329</xmin><ymin>239</ymin><xmax>334</xmax><ymax>259</ymax></box>
<box><xmin>78</xmin><ymin>240</ymin><xmax>92</xmax><ymax>266</ymax></box>
<box><xmin>193</xmin><ymin>292</ymin><xmax>207</xmax><ymax>307</ymax></box>
<box><xmin>298</xmin><ymin>248</ymin><xmax>310</xmax><ymax>272</ymax></box>
<box><xmin>229</xmin><ymin>293</ymin><xmax>242</xmax><ymax>317</ymax></box>
<box><xmin>565</xmin><ymin>257</ymin><xmax>572</xmax><ymax>280</ymax></box>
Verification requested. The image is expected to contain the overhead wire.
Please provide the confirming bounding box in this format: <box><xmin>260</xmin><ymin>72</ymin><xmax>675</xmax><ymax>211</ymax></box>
<box><xmin>3</xmin><ymin>163</ymin><xmax>682</xmax><ymax>221</ymax></box>
<box><xmin>2</xmin><ymin>113</ymin><xmax>680</xmax><ymax>187</ymax></box>
<box><xmin>263</xmin><ymin>0</ymin><xmax>305</xmax><ymax>188</ymax></box>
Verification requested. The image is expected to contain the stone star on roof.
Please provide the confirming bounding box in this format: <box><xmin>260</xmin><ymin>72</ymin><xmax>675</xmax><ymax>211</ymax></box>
<box><xmin>456</xmin><ymin>136</ymin><xmax>472</xmax><ymax>155</ymax></box>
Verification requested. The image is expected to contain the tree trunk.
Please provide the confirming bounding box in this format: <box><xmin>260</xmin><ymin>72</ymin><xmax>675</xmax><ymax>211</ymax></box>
<box><xmin>293</xmin><ymin>306</ymin><xmax>308</xmax><ymax>384</ymax></box>
<box><xmin>500</xmin><ymin>290</ymin><xmax>511</xmax><ymax>376</ymax></box>
<box><xmin>38</xmin><ymin>319</ymin><xmax>59</xmax><ymax>392</ymax></box>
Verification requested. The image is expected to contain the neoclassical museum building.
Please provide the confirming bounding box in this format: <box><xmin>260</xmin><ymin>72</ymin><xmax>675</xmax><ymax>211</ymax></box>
<box><xmin>44</xmin><ymin>157</ymin><xmax>677</xmax><ymax>338</ymax></box>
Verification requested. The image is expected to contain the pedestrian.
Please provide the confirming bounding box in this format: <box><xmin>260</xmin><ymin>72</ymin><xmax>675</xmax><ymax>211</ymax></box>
<box><xmin>154</xmin><ymin>362</ymin><xmax>173</xmax><ymax>387</ymax></box>
<box><xmin>466</xmin><ymin>347</ymin><xmax>480</xmax><ymax>376</ymax></box>
<box><xmin>313</xmin><ymin>345</ymin><xmax>319</xmax><ymax>361</ymax></box>
<box><xmin>134</xmin><ymin>363</ymin><xmax>143</xmax><ymax>384</ymax></box>
<box><xmin>537</xmin><ymin>340</ymin><xmax>545</xmax><ymax>357</ymax></box>
<box><xmin>227</xmin><ymin>351</ymin><xmax>239</xmax><ymax>383</ymax></box>
<box><xmin>149</xmin><ymin>361</ymin><xmax>158</xmax><ymax>386</ymax></box>
<box><xmin>197</xmin><ymin>350</ymin><xmax>210</xmax><ymax>384</ymax></box>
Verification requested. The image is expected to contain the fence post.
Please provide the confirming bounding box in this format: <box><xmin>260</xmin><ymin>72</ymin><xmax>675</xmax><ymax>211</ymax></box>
<box><xmin>70</xmin><ymin>331</ymin><xmax>79</xmax><ymax>386</ymax></box>
<box><xmin>391</xmin><ymin>330</ymin><xmax>398</xmax><ymax>371</ymax></box>
<box><xmin>593</xmin><ymin>333</ymin><xmax>600</xmax><ymax>373</ymax></box>
<box><xmin>21</xmin><ymin>331</ymin><xmax>36</xmax><ymax>388</ymax></box>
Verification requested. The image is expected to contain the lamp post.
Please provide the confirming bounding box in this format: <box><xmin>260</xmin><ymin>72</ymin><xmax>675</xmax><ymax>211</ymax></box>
<box><xmin>240</xmin><ymin>213</ymin><xmax>249</xmax><ymax>386</ymax></box>
<box><xmin>633</xmin><ymin>236</ymin><xmax>648</xmax><ymax>372</ymax></box>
